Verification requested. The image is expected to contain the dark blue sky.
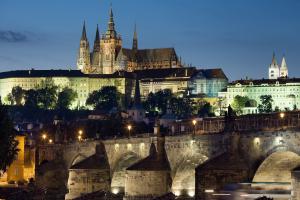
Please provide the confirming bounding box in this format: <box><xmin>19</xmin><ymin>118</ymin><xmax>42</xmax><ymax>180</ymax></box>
<box><xmin>0</xmin><ymin>0</ymin><xmax>299</xmax><ymax>80</ymax></box>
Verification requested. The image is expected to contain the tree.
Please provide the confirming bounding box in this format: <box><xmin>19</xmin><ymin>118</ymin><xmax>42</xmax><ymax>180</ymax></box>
<box><xmin>5</xmin><ymin>93</ymin><xmax>14</xmax><ymax>105</ymax></box>
<box><xmin>231</xmin><ymin>95</ymin><xmax>250</xmax><ymax>115</ymax></box>
<box><xmin>37</xmin><ymin>86</ymin><xmax>58</xmax><ymax>109</ymax></box>
<box><xmin>258</xmin><ymin>95</ymin><xmax>273</xmax><ymax>113</ymax></box>
<box><xmin>86</xmin><ymin>86</ymin><xmax>121</xmax><ymax>111</ymax></box>
<box><xmin>198</xmin><ymin>102</ymin><xmax>214</xmax><ymax>117</ymax></box>
<box><xmin>24</xmin><ymin>89</ymin><xmax>39</xmax><ymax>108</ymax></box>
<box><xmin>143</xmin><ymin>89</ymin><xmax>173</xmax><ymax>114</ymax></box>
<box><xmin>170</xmin><ymin>96</ymin><xmax>194</xmax><ymax>118</ymax></box>
<box><xmin>8</xmin><ymin>86</ymin><xmax>24</xmax><ymax>105</ymax></box>
<box><xmin>56</xmin><ymin>88</ymin><xmax>77</xmax><ymax>110</ymax></box>
<box><xmin>0</xmin><ymin>101</ymin><xmax>19</xmax><ymax>175</ymax></box>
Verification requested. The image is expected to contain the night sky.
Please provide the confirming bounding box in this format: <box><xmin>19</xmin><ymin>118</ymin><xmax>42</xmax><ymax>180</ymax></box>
<box><xmin>0</xmin><ymin>0</ymin><xmax>299</xmax><ymax>80</ymax></box>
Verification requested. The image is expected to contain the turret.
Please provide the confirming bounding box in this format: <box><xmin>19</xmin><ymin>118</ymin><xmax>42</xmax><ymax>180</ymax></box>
<box><xmin>105</xmin><ymin>6</ymin><xmax>117</xmax><ymax>39</ymax></box>
<box><xmin>91</xmin><ymin>25</ymin><xmax>101</xmax><ymax>73</ymax></box>
<box><xmin>77</xmin><ymin>21</ymin><xmax>91</xmax><ymax>73</ymax></box>
<box><xmin>132</xmin><ymin>23</ymin><xmax>138</xmax><ymax>51</ymax></box>
<box><xmin>100</xmin><ymin>6</ymin><xmax>122</xmax><ymax>74</ymax></box>
<box><xmin>268</xmin><ymin>52</ymin><xmax>279</xmax><ymax>79</ymax></box>
<box><xmin>280</xmin><ymin>55</ymin><xmax>288</xmax><ymax>78</ymax></box>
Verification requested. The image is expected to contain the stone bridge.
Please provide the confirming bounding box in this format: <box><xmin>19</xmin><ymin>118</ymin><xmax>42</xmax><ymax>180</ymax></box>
<box><xmin>37</xmin><ymin>111</ymin><xmax>300</xmax><ymax>199</ymax></box>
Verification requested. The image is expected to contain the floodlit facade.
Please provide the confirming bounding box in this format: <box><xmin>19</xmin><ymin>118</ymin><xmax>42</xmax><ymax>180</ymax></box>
<box><xmin>0</xmin><ymin>68</ymin><xmax>228</xmax><ymax>109</ymax></box>
<box><xmin>0</xmin><ymin>70</ymin><xmax>135</xmax><ymax>108</ymax></box>
<box><xmin>220</xmin><ymin>78</ymin><xmax>300</xmax><ymax>114</ymax></box>
<box><xmin>0</xmin><ymin>134</ymin><xmax>35</xmax><ymax>183</ymax></box>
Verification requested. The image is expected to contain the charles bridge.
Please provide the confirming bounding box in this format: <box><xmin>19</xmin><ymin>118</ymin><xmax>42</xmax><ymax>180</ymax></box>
<box><xmin>37</xmin><ymin>111</ymin><xmax>300</xmax><ymax>199</ymax></box>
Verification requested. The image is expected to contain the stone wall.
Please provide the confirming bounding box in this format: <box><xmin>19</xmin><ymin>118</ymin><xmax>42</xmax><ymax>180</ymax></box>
<box><xmin>124</xmin><ymin>171</ymin><xmax>171</xmax><ymax>199</ymax></box>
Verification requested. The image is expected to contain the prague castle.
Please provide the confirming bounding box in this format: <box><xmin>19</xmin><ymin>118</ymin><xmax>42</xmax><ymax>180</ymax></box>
<box><xmin>0</xmin><ymin>7</ymin><xmax>228</xmax><ymax>108</ymax></box>
<box><xmin>77</xmin><ymin>7</ymin><xmax>181</xmax><ymax>74</ymax></box>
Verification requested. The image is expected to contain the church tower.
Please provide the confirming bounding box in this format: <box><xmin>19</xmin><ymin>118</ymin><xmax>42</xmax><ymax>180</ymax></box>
<box><xmin>91</xmin><ymin>25</ymin><xmax>101</xmax><ymax>73</ymax></box>
<box><xmin>100</xmin><ymin>6</ymin><xmax>122</xmax><ymax>74</ymax></box>
<box><xmin>132</xmin><ymin>23</ymin><xmax>138</xmax><ymax>51</ymax></box>
<box><xmin>280</xmin><ymin>55</ymin><xmax>288</xmax><ymax>78</ymax></box>
<box><xmin>77</xmin><ymin>22</ymin><xmax>91</xmax><ymax>73</ymax></box>
<box><xmin>269</xmin><ymin>52</ymin><xmax>280</xmax><ymax>79</ymax></box>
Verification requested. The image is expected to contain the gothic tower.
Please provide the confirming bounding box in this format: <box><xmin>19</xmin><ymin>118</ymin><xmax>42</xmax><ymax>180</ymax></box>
<box><xmin>100</xmin><ymin>6</ymin><xmax>122</xmax><ymax>74</ymax></box>
<box><xmin>132</xmin><ymin>23</ymin><xmax>138</xmax><ymax>51</ymax></box>
<box><xmin>269</xmin><ymin>52</ymin><xmax>280</xmax><ymax>79</ymax></box>
<box><xmin>77</xmin><ymin>22</ymin><xmax>91</xmax><ymax>73</ymax></box>
<box><xmin>91</xmin><ymin>25</ymin><xmax>101</xmax><ymax>73</ymax></box>
<box><xmin>280</xmin><ymin>55</ymin><xmax>288</xmax><ymax>78</ymax></box>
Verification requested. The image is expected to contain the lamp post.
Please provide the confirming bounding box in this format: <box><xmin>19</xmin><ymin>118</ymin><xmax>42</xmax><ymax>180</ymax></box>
<box><xmin>192</xmin><ymin>119</ymin><xmax>197</xmax><ymax>137</ymax></box>
<box><xmin>127</xmin><ymin>125</ymin><xmax>132</xmax><ymax>138</ymax></box>
<box><xmin>41</xmin><ymin>133</ymin><xmax>47</xmax><ymax>144</ymax></box>
<box><xmin>49</xmin><ymin>139</ymin><xmax>53</xmax><ymax>144</ymax></box>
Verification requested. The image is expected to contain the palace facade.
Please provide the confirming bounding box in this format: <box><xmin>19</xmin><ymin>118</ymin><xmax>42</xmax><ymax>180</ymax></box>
<box><xmin>0</xmin><ymin>68</ymin><xmax>228</xmax><ymax>109</ymax></box>
<box><xmin>219</xmin><ymin>54</ymin><xmax>295</xmax><ymax>114</ymax></box>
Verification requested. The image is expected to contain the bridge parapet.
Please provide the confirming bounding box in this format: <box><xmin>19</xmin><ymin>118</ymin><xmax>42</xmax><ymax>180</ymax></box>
<box><xmin>172</xmin><ymin>111</ymin><xmax>300</xmax><ymax>135</ymax></box>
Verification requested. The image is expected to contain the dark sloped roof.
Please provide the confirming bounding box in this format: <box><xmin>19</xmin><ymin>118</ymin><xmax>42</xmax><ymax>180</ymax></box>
<box><xmin>135</xmin><ymin>67</ymin><xmax>196</xmax><ymax>80</ymax></box>
<box><xmin>0</xmin><ymin>69</ymin><xmax>86</xmax><ymax>78</ymax></box>
<box><xmin>230</xmin><ymin>78</ymin><xmax>300</xmax><ymax>86</ymax></box>
<box><xmin>70</xmin><ymin>153</ymin><xmax>109</xmax><ymax>170</ymax></box>
<box><xmin>127</xmin><ymin>142</ymin><xmax>171</xmax><ymax>171</ymax></box>
<box><xmin>0</xmin><ymin>69</ymin><xmax>135</xmax><ymax>79</ymax></box>
<box><xmin>118</xmin><ymin>48</ymin><xmax>177</xmax><ymax>62</ymax></box>
<box><xmin>136</xmin><ymin>48</ymin><xmax>177</xmax><ymax>62</ymax></box>
<box><xmin>202</xmin><ymin>68</ymin><xmax>228</xmax><ymax>80</ymax></box>
<box><xmin>135</xmin><ymin>67</ymin><xmax>227</xmax><ymax>81</ymax></box>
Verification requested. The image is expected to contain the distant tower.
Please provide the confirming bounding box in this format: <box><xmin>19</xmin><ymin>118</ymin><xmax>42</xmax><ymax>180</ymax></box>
<box><xmin>132</xmin><ymin>23</ymin><xmax>138</xmax><ymax>51</ymax></box>
<box><xmin>269</xmin><ymin>52</ymin><xmax>280</xmax><ymax>79</ymax></box>
<box><xmin>280</xmin><ymin>55</ymin><xmax>288</xmax><ymax>78</ymax></box>
<box><xmin>100</xmin><ymin>6</ymin><xmax>122</xmax><ymax>74</ymax></box>
<box><xmin>91</xmin><ymin>25</ymin><xmax>101</xmax><ymax>73</ymax></box>
<box><xmin>77</xmin><ymin>22</ymin><xmax>91</xmax><ymax>73</ymax></box>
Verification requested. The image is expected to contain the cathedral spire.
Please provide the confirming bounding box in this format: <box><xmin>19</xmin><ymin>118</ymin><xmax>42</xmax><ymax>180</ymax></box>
<box><xmin>106</xmin><ymin>5</ymin><xmax>117</xmax><ymax>38</ymax></box>
<box><xmin>94</xmin><ymin>24</ymin><xmax>100</xmax><ymax>42</ymax></box>
<box><xmin>280</xmin><ymin>54</ymin><xmax>288</xmax><ymax>78</ymax></box>
<box><xmin>93</xmin><ymin>24</ymin><xmax>100</xmax><ymax>52</ymax></box>
<box><xmin>132</xmin><ymin>23</ymin><xmax>138</xmax><ymax>50</ymax></box>
<box><xmin>81</xmin><ymin>21</ymin><xmax>87</xmax><ymax>41</ymax></box>
<box><xmin>271</xmin><ymin>52</ymin><xmax>278</xmax><ymax>66</ymax></box>
<box><xmin>281</xmin><ymin>55</ymin><xmax>287</xmax><ymax>69</ymax></box>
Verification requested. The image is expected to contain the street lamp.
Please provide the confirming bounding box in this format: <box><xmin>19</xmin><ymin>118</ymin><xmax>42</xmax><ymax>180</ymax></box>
<box><xmin>42</xmin><ymin>133</ymin><xmax>47</xmax><ymax>140</ymax></box>
<box><xmin>280</xmin><ymin>112</ymin><xmax>285</xmax><ymax>119</ymax></box>
<box><xmin>192</xmin><ymin>119</ymin><xmax>197</xmax><ymax>136</ymax></box>
<box><xmin>78</xmin><ymin>135</ymin><xmax>82</xmax><ymax>142</ymax></box>
<box><xmin>127</xmin><ymin>125</ymin><xmax>132</xmax><ymax>138</ymax></box>
<box><xmin>49</xmin><ymin>139</ymin><xmax>53</xmax><ymax>144</ymax></box>
<box><xmin>78</xmin><ymin>129</ymin><xmax>83</xmax><ymax>135</ymax></box>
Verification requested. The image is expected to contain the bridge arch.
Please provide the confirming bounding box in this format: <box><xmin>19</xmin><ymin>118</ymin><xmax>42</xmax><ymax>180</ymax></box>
<box><xmin>69</xmin><ymin>153</ymin><xmax>87</xmax><ymax>168</ymax></box>
<box><xmin>252</xmin><ymin>148</ymin><xmax>300</xmax><ymax>185</ymax></box>
<box><xmin>111</xmin><ymin>151</ymin><xmax>141</xmax><ymax>192</ymax></box>
<box><xmin>172</xmin><ymin>154</ymin><xmax>208</xmax><ymax>196</ymax></box>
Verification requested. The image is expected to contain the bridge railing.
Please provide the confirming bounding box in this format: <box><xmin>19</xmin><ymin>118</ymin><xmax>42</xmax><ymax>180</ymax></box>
<box><xmin>170</xmin><ymin>111</ymin><xmax>300</xmax><ymax>135</ymax></box>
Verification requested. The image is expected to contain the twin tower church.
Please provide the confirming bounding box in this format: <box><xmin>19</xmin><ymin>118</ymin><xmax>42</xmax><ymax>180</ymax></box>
<box><xmin>77</xmin><ymin>7</ymin><xmax>181</xmax><ymax>74</ymax></box>
<box><xmin>268</xmin><ymin>53</ymin><xmax>288</xmax><ymax>79</ymax></box>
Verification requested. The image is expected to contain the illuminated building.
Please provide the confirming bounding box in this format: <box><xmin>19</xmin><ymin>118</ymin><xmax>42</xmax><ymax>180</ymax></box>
<box><xmin>77</xmin><ymin>7</ymin><xmax>181</xmax><ymax>74</ymax></box>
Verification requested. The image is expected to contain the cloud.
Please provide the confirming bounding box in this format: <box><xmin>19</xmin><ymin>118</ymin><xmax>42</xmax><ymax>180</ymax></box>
<box><xmin>0</xmin><ymin>30</ymin><xmax>28</xmax><ymax>43</ymax></box>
